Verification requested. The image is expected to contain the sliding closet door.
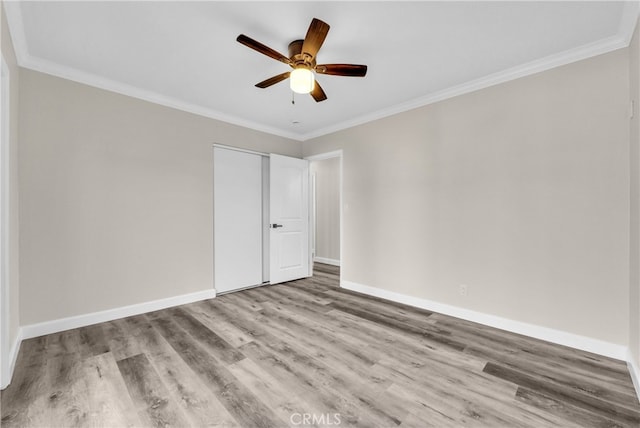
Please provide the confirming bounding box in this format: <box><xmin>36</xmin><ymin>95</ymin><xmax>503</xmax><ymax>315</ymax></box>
<box><xmin>214</xmin><ymin>147</ymin><xmax>263</xmax><ymax>293</ymax></box>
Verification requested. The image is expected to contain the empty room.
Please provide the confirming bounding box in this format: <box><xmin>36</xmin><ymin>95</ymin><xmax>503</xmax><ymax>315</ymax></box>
<box><xmin>1</xmin><ymin>1</ymin><xmax>640</xmax><ymax>427</ymax></box>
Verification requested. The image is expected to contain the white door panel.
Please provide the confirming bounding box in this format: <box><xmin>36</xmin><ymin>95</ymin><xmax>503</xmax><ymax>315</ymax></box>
<box><xmin>270</xmin><ymin>154</ymin><xmax>310</xmax><ymax>284</ymax></box>
<box><xmin>214</xmin><ymin>147</ymin><xmax>263</xmax><ymax>293</ymax></box>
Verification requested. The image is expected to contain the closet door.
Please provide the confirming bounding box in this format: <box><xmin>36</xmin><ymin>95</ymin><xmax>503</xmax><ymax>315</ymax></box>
<box><xmin>214</xmin><ymin>147</ymin><xmax>263</xmax><ymax>293</ymax></box>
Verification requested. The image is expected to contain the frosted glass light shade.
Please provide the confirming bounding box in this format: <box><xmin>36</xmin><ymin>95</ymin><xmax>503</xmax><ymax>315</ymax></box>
<box><xmin>290</xmin><ymin>68</ymin><xmax>315</xmax><ymax>94</ymax></box>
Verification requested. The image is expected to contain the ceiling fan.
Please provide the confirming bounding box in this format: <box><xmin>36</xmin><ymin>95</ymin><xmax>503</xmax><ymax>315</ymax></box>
<box><xmin>236</xmin><ymin>18</ymin><xmax>368</xmax><ymax>102</ymax></box>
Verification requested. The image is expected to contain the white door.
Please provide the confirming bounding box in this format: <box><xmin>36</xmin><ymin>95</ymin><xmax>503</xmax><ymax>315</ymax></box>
<box><xmin>214</xmin><ymin>147</ymin><xmax>264</xmax><ymax>293</ymax></box>
<box><xmin>269</xmin><ymin>154</ymin><xmax>310</xmax><ymax>284</ymax></box>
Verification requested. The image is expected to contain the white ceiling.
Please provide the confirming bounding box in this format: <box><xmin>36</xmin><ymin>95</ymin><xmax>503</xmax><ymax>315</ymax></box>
<box><xmin>4</xmin><ymin>1</ymin><xmax>639</xmax><ymax>140</ymax></box>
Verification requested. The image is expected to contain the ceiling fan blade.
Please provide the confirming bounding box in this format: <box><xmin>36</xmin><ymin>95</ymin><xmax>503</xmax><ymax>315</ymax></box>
<box><xmin>310</xmin><ymin>81</ymin><xmax>327</xmax><ymax>102</ymax></box>
<box><xmin>237</xmin><ymin>34</ymin><xmax>292</xmax><ymax>65</ymax></box>
<box><xmin>316</xmin><ymin>64</ymin><xmax>368</xmax><ymax>77</ymax></box>
<box><xmin>301</xmin><ymin>18</ymin><xmax>330</xmax><ymax>60</ymax></box>
<box><xmin>255</xmin><ymin>72</ymin><xmax>291</xmax><ymax>88</ymax></box>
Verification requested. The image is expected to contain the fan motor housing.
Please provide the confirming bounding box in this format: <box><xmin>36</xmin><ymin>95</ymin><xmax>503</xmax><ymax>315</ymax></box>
<box><xmin>288</xmin><ymin>40</ymin><xmax>316</xmax><ymax>68</ymax></box>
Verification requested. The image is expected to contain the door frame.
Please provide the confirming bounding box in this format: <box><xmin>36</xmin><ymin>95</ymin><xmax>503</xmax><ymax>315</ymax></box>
<box><xmin>212</xmin><ymin>144</ymin><xmax>313</xmax><ymax>291</ymax></box>
<box><xmin>0</xmin><ymin>54</ymin><xmax>10</xmax><ymax>389</ymax></box>
<box><xmin>304</xmin><ymin>150</ymin><xmax>343</xmax><ymax>284</ymax></box>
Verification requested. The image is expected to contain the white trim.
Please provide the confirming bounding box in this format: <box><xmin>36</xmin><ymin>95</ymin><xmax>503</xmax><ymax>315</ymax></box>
<box><xmin>21</xmin><ymin>289</ymin><xmax>216</xmax><ymax>341</ymax></box>
<box><xmin>341</xmin><ymin>280</ymin><xmax>628</xmax><ymax>361</ymax></box>
<box><xmin>627</xmin><ymin>349</ymin><xmax>640</xmax><ymax>401</ymax></box>
<box><xmin>314</xmin><ymin>257</ymin><xmax>340</xmax><ymax>267</ymax></box>
<box><xmin>5</xmin><ymin>0</ymin><xmax>639</xmax><ymax>142</ymax></box>
<box><xmin>2</xmin><ymin>2</ymin><xmax>28</xmax><ymax>67</ymax></box>
<box><xmin>21</xmin><ymin>56</ymin><xmax>301</xmax><ymax>141</ymax></box>
<box><xmin>23</xmin><ymin>36</ymin><xmax>625</xmax><ymax>143</ymax></box>
<box><xmin>305</xmin><ymin>150</ymin><xmax>343</xmax><ymax>284</ymax></box>
<box><xmin>305</xmin><ymin>150</ymin><xmax>343</xmax><ymax>162</ymax></box>
<box><xmin>310</xmin><ymin>171</ymin><xmax>316</xmax><ymax>263</ymax></box>
<box><xmin>0</xmin><ymin>54</ymin><xmax>10</xmax><ymax>390</ymax></box>
<box><xmin>299</xmin><ymin>35</ymin><xmax>630</xmax><ymax>141</ymax></box>
<box><xmin>4</xmin><ymin>0</ymin><xmax>299</xmax><ymax>140</ymax></box>
<box><xmin>1</xmin><ymin>328</ymin><xmax>22</xmax><ymax>389</ymax></box>
<box><xmin>212</xmin><ymin>143</ymin><xmax>269</xmax><ymax>158</ymax></box>
<box><xmin>620</xmin><ymin>0</ymin><xmax>640</xmax><ymax>47</ymax></box>
<box><xmin>338</xmin><ymin>155</ymin><xmax>343</xmax><ymax>284</ymax></box>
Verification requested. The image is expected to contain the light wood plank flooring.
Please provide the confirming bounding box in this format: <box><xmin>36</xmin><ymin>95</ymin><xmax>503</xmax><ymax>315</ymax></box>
<box><xmin>2</xmin><ymin>263</ymin><xmax>639</xmax><ymax>427</ymax></box>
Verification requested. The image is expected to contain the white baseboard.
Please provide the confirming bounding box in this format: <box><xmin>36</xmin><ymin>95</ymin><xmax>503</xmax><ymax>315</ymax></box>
<box><xmin>628</xmin><ymin>349</ymin><xmax>640</xmax><ymax>401</ymax></box>
<box><xmin>7</xmin><ymin>328</ymin><xmax>21</xmax><ymax>380</ymax></box>
<box><xmin>21</xmin><ymin>288</ymin><xmax>216</xmax><ymax>341</ymax></box>
<box><xmin>1</xmin><ymin>288</ymin><xmax>216</xmax><ymax>389</ymax></box>
<box><xmin>314</xmin><ymin>257</ymin><xmax>341</xmax><ymax>267</ymax></box>
<box><xmin>341</xmin><ymin>280</ymin><xmax>627</xmax><ymax>361</ymax></box>
<box><xmin>1</xmin><ymin>328</ymin><xmax>23</xmax><ymax>389</ymax></box>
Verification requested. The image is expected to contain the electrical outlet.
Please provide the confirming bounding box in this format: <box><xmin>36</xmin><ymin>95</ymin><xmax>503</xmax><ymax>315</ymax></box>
<box><xmin>459</xmin><ymin>284</ymin><xmax>468</xmax><ymax>297</ymax></box>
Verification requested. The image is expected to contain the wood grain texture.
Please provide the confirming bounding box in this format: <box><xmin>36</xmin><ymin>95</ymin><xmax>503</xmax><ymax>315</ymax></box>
<box><xmin>2</xmin><ymin>263</ymin><xmax>638</xmax><ymax>427</ymax></box>
<box><xmin>117</xmin><ymin>353</ymin><xmax>191</xmax><ymax>427</ymax></box>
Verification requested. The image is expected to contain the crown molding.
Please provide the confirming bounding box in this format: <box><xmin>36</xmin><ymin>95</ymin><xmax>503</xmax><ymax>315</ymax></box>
<box><xmin>299</xmin><ymin>35</ymin><xmax>631</xmax><ymax>141</ymax></box>
<box><xmin>299</xmin><ymin>2</ymin><xmax>640</xmax><ymax>141</ymax></box>
<box><xmin>3</xmin><ymin>2</ymin><xmax>301</xmax><ymax>141</ymax></box>
<box><xmin>620</xmin><ymin>0</ymin><xmax>640</xmax><ymax>46</ymax></box>
<box><xmin>3</xmin><ymin>1</ymin><xmax>28</xmax><ymax>66</ymax></box>
<box><xmin>22</xmin><ymin>56</ymin><xmax>302</xmax><ymax>141</ymax></box>
<box><xmin>5</xmin><ymin>1</ymin><xmax>640</xmax><ymax>142</ymax></box>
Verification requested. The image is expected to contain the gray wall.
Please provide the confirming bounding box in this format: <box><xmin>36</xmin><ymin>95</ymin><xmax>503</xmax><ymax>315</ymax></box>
<box><xmin>18</xmin><ymin>69</ymin><xmax>301</xmax><ymax>325</ymax></box>
<box><xmin>629</xmin><ymin>17</ymin><xmax>640</xmax><ymax>373</ymax></box>
<box><xmin>1</xmin><ymin>2</ymin><xmax>21</xmax><ymax>361</ymax></box>
<box><xmin>304</xmin><ymin>49</ymin><xmax>630</xmax><ymax>345</ymax></box>
<box><xmin>311</xmin><ymin>157</ymin><xmax>340</xmax><ymax>263</ymax></box>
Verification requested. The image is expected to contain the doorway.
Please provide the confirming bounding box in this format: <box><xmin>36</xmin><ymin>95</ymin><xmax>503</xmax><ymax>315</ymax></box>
<box><xmin>306</xmin><ymin>150</ymin><xmax>343</xmax><ymax>280</ymax></box>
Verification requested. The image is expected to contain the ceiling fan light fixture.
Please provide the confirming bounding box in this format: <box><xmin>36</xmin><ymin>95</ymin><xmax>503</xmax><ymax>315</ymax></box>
<box><xmin>290</xmin><ymin>67</ymin><xmax>314</xmax><ymax>94</ymax></box>
<box><xmin>238</xmin><ymin>18</ymin><xmax>365</xmax><ymax>102</ymax></box>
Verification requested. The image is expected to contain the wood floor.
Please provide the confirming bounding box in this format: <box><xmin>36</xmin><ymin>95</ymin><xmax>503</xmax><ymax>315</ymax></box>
<box><xmin>2</xmin><ymin>263</ymin><xmax>639</xmax><ymax>427</ymax></box>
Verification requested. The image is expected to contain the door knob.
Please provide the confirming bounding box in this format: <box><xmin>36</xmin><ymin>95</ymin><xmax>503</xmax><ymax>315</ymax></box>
<box><xmin>271</xmin><ymin>224</ymin><xmax>283</xmax><ymax>228</ymax></box>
